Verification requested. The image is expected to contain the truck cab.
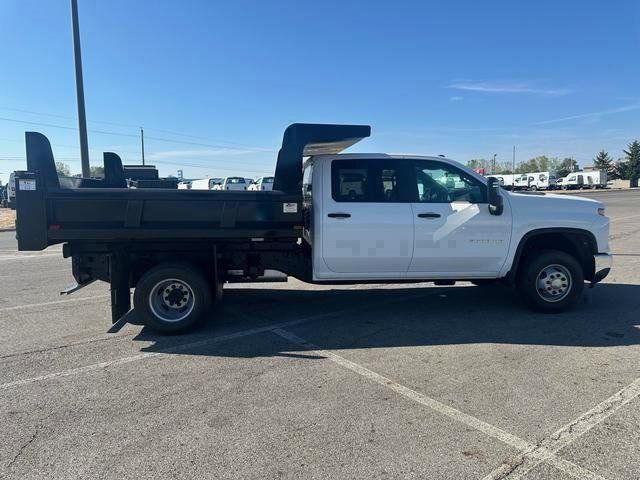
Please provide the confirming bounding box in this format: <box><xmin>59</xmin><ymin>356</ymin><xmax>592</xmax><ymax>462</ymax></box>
<box><xmin>303</xmin><ymin>154</ymin><xmax>610</xmax><ymax>284</ymax></box>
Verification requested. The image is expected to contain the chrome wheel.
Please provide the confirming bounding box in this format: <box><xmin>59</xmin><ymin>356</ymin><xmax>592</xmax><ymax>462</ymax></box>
<box><xmin>536</xmin><ymin>264</ymin><xmax>572</xmax><ymax>302</ymax></box>
<box><xmin>148</xmin><ymin>278</ymin><xmax>195</xmax><ymax>323</ymax></box>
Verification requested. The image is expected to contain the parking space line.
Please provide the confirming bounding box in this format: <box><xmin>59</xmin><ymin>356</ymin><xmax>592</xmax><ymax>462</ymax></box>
<box><xmin>482</xmin><ymin>377</ymin><xmax>640</xmax><ymax>480</ymax></box>
<box><xmin>0</xmin><ymin>291</ymin><xmax>424</xmax><ymax>391</ymax></box>
<box><xmin>271</xmin><ymin>328</ymin><xmax>607</xmax><ymax>480</ymax></box>
<box><xmin>0</xmin><ymin>295</ymin><xmax>110</xmax><ymax>313</ymax></box>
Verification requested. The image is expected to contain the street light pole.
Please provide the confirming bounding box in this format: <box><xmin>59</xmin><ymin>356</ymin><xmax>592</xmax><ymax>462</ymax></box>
<box><xmin>140</xmin><ymin>128</ymin><xmax>145</xmax><ymax>165</ymax></box>
<box><xmin>70</xmin><ymin>0</ymin><xmax>90</xmax><ymax>178</ymax></box>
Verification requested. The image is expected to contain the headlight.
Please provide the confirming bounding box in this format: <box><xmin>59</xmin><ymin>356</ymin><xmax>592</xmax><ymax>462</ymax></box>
<box><xmin>597</xmin><ymin>207</ymin><xmax>606</xmax><ymax>216</ymax></box>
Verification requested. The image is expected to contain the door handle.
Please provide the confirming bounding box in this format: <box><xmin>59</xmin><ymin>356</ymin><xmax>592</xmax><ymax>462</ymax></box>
<box><xmin>417</xmin><ymin>212</ymin><xmax>441</xmax><ymax>218</ymax></box>
<box><xmin>327</xmin><ymin>213</ymin><xmax>351</xmax><ymax>218</ymax></box>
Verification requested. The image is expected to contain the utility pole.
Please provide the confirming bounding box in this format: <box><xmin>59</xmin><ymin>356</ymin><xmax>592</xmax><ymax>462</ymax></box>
<box><xmin>492</xmin><ymin>154</ymin><xmax>497</xmax><ymax>174</ymax></box>
<box><xmin>140</xmin><ymin>128</ymin><xmax>145</xmax><ymax>165</ymax></box>
<box><xmin>512</xmin><ymin>145</ymin><xmax>516</xmax><ymax>174</ymax></box>
<box><xmin>70</xmin><ymin>0</ymin><xmax>90</xmax><ymax>178</ymax></box>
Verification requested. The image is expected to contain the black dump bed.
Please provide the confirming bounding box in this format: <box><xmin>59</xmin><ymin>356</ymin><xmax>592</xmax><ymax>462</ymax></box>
<box><xmin>14</xmin><ymin>123</ymin><xmax>370</xmax><ymax>251</ymax></box>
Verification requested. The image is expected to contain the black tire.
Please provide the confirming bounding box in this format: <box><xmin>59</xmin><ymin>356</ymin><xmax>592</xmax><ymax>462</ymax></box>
<box><xmin>517</xmin><ymin>250</ymin><xmax>584</xmax><ymax>313</ymax></box>
<box><xmin>530</xmin><ymin>185</ymin><xmax>538</xmax><ymax>191</ymax></box>
<box><xmin>133</xmin><ymin>262</ymin><xmax>212</xmax><ymax>334</ymax></box>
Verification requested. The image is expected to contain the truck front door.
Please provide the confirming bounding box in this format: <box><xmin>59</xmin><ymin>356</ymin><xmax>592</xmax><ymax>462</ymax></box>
<box><xmin>408</xmin><ymin>159</ymin><xmax>511</xmax><ymax>277</ymax></box>
<box><xmin>321</xmin><ymin>158</ymin><xmax>414</xmax><ymax>275</ymax></box>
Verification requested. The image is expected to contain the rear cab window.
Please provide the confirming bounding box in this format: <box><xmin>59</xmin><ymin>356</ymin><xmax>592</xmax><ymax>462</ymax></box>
<box><xmin>330</xmin><ymin>158</ymin><xmax>408</xmax><ymax>203</ymax></box>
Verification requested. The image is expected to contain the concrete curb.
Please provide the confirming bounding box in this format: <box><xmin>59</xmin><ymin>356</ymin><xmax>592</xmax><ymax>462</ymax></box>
<box><xmin>553</xmin><ymin>188</ymin><xmax>638</xmax><ymax>195</ymax></box>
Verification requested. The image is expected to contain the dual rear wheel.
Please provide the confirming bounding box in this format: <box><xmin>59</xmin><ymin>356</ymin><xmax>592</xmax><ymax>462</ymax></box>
<box><xmin>133</xmin><ymin>262</ymin><xmax>216</xmax><ymax>334</ymax></box>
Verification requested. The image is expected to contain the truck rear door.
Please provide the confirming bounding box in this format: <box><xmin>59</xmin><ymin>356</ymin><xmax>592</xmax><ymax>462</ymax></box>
<box><xmin>320</xmin><ymin>157</ymin><xmax>413</xmax><ymax>275</ymax></box>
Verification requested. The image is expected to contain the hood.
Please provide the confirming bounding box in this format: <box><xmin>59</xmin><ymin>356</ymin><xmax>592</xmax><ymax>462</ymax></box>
<box><xmin>506</xmin><ymin>190</ymin><xmax>604</xmax><ymax>219</ymax></box>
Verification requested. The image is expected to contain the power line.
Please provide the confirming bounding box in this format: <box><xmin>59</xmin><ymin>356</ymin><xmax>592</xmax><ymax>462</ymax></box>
<box><xmin>0</xmin><ymin>106</ymin><xmax>269</xmax><ymax>150</ymax></box>
<box><xmin>0</xmin><ymin>115</ymin><xmax>273</xmax><ymax>153</ymax></box>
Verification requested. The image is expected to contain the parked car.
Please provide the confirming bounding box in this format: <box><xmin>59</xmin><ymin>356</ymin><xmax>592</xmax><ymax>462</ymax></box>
<box><xmin>7</xmin><ymin>172</ymin><xmax>16</xmax><ymax>209</ymax></box>
<box><xmin>190</xmin><ymin>178</ymin><xmax>223</xmax><ymax>190</ymax></box>
<box><xmin>0</xmin><ymin>184</ymin><xmax>7</xmax><ymax>207</ymax></box>
<box><xmin>212</xmin><ymin>177</ymin><xmax>249</xmax><ymax>191</ymax></box>
<box><xmin>248</xmin><ymin>176</ymin><xmax>275</xmax><ymax>191</ymax></box>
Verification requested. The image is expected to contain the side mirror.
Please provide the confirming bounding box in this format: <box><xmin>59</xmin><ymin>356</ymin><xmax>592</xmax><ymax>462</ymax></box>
<box><xmin>487</xmin><ymin>177</ymin><xmax>504</xmax><ymax>216</ymax></box>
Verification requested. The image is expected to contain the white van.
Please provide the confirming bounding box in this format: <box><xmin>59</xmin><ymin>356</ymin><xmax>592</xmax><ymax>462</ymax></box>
<box><xmin>560</xmin><ymin>173</ymin><xmax>584</xmax><ymax>190</ymax></box>
<box><xmin>528</xmin><ymin>172</ymin><xmax>557</xmax><ymax>191</ymax></box>
<box><xmin>584</xmin><ymin>170</ymin><xmax>608</xmax><ymax>189</ymax></box>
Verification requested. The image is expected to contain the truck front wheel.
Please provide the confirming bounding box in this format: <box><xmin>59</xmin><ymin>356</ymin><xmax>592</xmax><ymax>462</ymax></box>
<box><xmin>134</xmin><ymin>262</ymin><xmax>212</xmax><ymax>334</ymax></box>
<box><xmin>517</xmin><ymin>250</ymin><xmax>584</xmax><ymax>313</ymax></box>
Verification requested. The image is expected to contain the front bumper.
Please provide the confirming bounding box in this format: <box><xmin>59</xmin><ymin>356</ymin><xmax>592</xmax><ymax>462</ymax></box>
<box><xmin>593</xmin><ymin>253</ymin><xmax>612</xmax><ymax>283</ymax></box>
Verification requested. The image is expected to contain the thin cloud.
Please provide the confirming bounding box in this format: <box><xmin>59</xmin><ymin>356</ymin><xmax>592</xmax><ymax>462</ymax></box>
<box><xmin>447</xmin><ymin>81</ymin><xmax>571</xmax><ymax>96</ymax></box>
<box><xmin>449</xmin><ymin>96</ymin><xmax>464</xmax><ymax>102</ymax></box>
<box><xmin>536</xmin><ymin>103</ymin><xmax>640</xmax><ymax>125</ymax></box>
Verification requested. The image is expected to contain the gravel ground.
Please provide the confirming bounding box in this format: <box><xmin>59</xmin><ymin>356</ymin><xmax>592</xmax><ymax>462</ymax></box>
<box><xmin>0</xmin><ymin>208</ymin><xmax>15</xmax><ymax>230</ymax></box>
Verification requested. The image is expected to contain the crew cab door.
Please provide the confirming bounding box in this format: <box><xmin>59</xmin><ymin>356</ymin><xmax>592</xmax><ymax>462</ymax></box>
<box><xmin>408</xmin><ymin>159</ymin><xmax>511</xmax><ymax>276</ymax></box>
<box><xmin>320</xmin><ymin>157</ymin><xmax>413</xmax><ymax>275</ymax></box>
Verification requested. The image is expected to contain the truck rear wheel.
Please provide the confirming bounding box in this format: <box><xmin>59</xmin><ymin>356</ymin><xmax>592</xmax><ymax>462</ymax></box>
<box><xmin>134</xmin><ymin>262</ymin><xmax>212</xmax><ymax>334</ymax></box>
<box><xmin>517</xmin><ymin>250</ymin><xmax>584</xmax><ymax>313</ymax></box>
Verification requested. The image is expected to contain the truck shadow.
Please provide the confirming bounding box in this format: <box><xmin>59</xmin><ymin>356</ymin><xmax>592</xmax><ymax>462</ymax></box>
<box><xmin>132</xmin><ymin>282</ymin><xmax>640</xmax><ymax>357</ymax></box>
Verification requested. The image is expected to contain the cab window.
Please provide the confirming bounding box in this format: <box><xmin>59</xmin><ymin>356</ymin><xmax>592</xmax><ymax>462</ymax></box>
<box><xmin>412</xmin><ymin>160</ymin><xmax>485</xmax><ymax>203</ymax></box>
<box><xmin>331</xmin><ymin>159</ymin><xmax>405</xmax><ymax>202</ymax></box>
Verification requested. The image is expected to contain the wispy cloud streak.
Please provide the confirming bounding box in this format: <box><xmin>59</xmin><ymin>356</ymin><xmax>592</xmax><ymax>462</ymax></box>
<box><xmin>447</xmin><ymin>81</ymin><xmax>571</xmax><ymax>96</ymax></box>
<box><xmin>536</xmin><ymin>103</ymin><xmax>640</xmax><ymax>125</ymax></box>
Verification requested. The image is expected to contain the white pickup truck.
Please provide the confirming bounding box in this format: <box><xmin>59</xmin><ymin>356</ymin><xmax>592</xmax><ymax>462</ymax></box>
<box><xmin>15</xmin><ymin>123</ymin><xmax>612</xmax><ymax>333</ymax></box>
<box><xmin>302</xmin><ymin>152</ymin><xmax>611</xmax><ymax>314</ymax></box>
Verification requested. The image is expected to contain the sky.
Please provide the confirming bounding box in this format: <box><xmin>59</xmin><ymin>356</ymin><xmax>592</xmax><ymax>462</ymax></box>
<box><xmin>1</xmin><ymin>0</ymin><xmax>639</xmax><ymax>183</ymax></box>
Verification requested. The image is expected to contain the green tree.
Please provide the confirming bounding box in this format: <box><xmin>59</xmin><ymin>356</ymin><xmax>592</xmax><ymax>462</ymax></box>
<box><xmin>593</xmin><ymin>150</ymin><xmax>614</xmax><ymax>176</ymax></box>
<box><xmin>614</xmin><ymin>158</ymin><xmax>629</xmax><ymax>180</ymax></box>
<box><xmin>514</xmin><ymin>156</ymin><xmax>557</xmax><ymax>174</ymax></box>
<box><xmin>494</xmin><ymin>161</ymin><xmax>514</xmax><ymax>174</ymax></box>
<box><xmin>556</xmin><ymin>157</ymin><xmax>579</xmax><ymax>178</ymax></box>
<box><xmin>466</xmin><ymin>159</ymin><xmax>488</xmax><ymax>171</ymax></box>
<box><xmin>55</xmin><ymin>161</ymin><xmax>70</xmax><ymax>176</ymax></box>
<box><xmin>89</xmin><ymin>166</ymin><xmax>105</xmax><ymax>178</ymax></box>
<box><xmin>624</xmin><ymin>140</ymin><xmax>640</xmax><ymax>187</ymax></box>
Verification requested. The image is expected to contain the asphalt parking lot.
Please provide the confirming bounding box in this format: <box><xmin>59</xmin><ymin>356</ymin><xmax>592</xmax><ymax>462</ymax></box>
<box><xmin>1</xmin><ymin>190</ymin><xmax>639</xmax><ymax>480</ymax></box>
